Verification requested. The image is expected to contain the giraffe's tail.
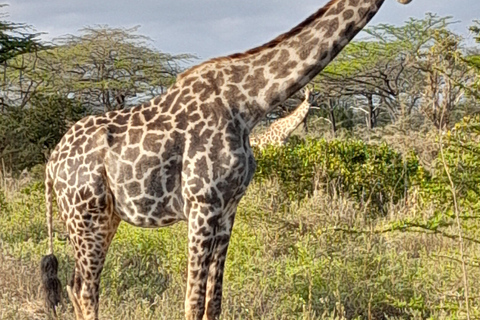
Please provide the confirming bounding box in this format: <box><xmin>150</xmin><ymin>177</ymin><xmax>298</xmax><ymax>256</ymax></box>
<box><xmin>40</xmin><ymin>166</ymin><xmax>62</xmax><ymax>315</ymax></box>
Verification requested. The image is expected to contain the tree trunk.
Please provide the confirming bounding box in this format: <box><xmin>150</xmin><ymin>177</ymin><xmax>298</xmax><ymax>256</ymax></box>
<box><xmin>367</xmin><ymin>94</ymin><xmax>376</xmax><ymax>130</ymax></box>
<box><xmin>328</xmin><ymin>98</ymin><xmax>337</xmax><ymax>137</ymax></box>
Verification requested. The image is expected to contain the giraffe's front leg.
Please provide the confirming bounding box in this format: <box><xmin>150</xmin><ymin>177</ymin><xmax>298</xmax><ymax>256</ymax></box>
<box><xmin>203</xmin><ymin>227</ymin><xmax>233</xmax><ymax>320</ymax></box>
<box><xmin>184</xmin><ymin>200</ymin><xmax>232</xmax><ymax>320</ymax></box>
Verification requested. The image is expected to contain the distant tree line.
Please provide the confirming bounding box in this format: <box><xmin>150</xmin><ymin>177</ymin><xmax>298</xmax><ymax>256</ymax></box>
<box><xmin>308</xmin><ymin>14</ymin><xmax>480</xmax><ymax>135</ymax></box>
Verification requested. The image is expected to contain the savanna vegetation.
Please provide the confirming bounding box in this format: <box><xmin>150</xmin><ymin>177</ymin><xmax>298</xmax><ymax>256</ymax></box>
<box><xmin>1</xmin><ymin>5</ymin><xmax>480</xmax><ymax>320</ymax></box>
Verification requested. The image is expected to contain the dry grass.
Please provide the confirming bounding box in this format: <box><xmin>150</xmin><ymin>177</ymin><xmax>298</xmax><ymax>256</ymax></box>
<box><xmin>1</xmin><ymin>165</ymin><xmax>480</xmax><ymax>319</ymax></box>
<box><xmin>0</xmin><ymin>168</ymin><xmax>33</xmax><ymax>200</ymax></box>
<box><xmin>0</xmin><ymin>248</ymin><xmax>49</xmax><ymax>320</ymax></box>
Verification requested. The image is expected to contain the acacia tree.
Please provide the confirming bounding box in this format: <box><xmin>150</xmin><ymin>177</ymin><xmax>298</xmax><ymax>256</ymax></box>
<box><xmin>464</xmin><ymin>21</ymin><xmax>480</xmax><ymax>101</ymax></box>
<box><xmin>316</xmin><ymin>40</ymin><xmax>417</xmax><ymax>129</ymax></box>
<box><xmin>0</xmin><ymin>8</ymin><xmax>43</xmax><ymax>63</ymax></box>
<box><xmin>310</xmin><ymin>84</ymin><xmax>355</xmax><ymax>136</ymax></box>
<box><xmin>42</xmin><ymin>26</ymin><xmax>194</xmax><ymax>112</ymax></box>
<box><xmin>417</xmin><ymin>29</ymin><xmax>473</xmax><ymax>129</ymax></box>
<box><xmin>312</xmin><ymin>14</ymin><xmax>460</xmax><ymax>131</ymax></box>
<box><xmin>0</xmin><ymin>4</ymin><xmax>45</xmax><ymax>111</ymax></box>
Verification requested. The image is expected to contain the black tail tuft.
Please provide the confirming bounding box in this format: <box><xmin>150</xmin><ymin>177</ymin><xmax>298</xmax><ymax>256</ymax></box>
<box><xmin>40</xmin><ymin>254</ymin><xmax>62</xmax><ymax>315</ymax></box>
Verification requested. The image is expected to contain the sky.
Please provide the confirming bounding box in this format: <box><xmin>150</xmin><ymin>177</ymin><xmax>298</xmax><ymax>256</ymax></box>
<box><xmin>5</xmin><ymin>0</ymin><xmax>480</xmax><ymax>64</ymax></box>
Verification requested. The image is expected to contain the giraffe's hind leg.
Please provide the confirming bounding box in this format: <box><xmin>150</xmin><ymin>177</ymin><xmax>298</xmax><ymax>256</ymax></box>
<box><xmin>65</xmin><ymin>205</ymin><xmax>120</xmax><ymax>320</ymax></box>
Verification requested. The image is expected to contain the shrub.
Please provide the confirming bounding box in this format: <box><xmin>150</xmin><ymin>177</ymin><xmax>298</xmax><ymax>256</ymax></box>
<box><xmin>0</xmin><ymin>94</ymin><xmax>87</xmax><ymax>174</ymax></box>
<box><xmin>254</xmin><ymin>137</ymin><xmax>421</xmax><ymax>216</ymax></box>
<box><xmin>416</xmin><ymin>115</ymin><xmax>480</xmax><ymax>238</ymax></box>
<box><xmin>420</xmin><ymin>115</ymin><xmax>480</xmax><ymax>210</ymax></box>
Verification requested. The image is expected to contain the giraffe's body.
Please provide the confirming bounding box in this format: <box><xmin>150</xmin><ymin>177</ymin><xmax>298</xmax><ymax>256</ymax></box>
<box><xmin>251</xmin><ymin>89</ymin><xmax>312</xmax><ymax>149</ymax></box>
<box><xmin>41</xmin><ymin>0</ymin><xmax>413</xmax><ymax>319</ymax></box>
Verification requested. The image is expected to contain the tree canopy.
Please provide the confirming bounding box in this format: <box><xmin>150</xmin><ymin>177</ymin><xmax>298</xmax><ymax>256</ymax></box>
<box><xmin>309</xmin><ymin>14</ymin><xmax>479</xmax><ymax>133</ymax></box>
<box><xmin>0</xmin><ymin>4</ymin><xmax>44</xmax><ymax>64</ymax></box>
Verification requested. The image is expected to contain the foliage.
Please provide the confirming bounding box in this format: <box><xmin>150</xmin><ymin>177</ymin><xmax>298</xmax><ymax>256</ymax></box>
<box><xmin>310</xmin><ymin>14</ymin><xmax>477</xmax><ymax>133</ymax></box>
<box><xmin>0</xmin><ymin>95</ymin><xmax>87</xmax><ymax>173</ymax></box>
<box><xmin>470</xmin><ymin>20</ymin><xmax>480</xmax><ymax>44</ymax></box>
<box><xmin>253</xmin><ymin>137</ymin><xmax>420</xmax><ymax>216</ymax></box>
<box><xmin>48</xmin><ymin>26</ymin><xmax>194</xmax><ymax>111</ymax></box>
<box><xmin>465</xmin><ymin>21</ymin><xmax>480</xmax><ymax>101</ymax></box>
<box><xmin>2</xmin><ymin>173</ymin><xmax>480</xmax><ymax>319</ymax></box>
<box><xmin>0</xmin><ymin>4</ymin><xmax>44</xmax><ymax>64</ymax></box>
<box><xmin>417</xmin><ymin>29</ymin><xmax>473</xmax><ymax>129</ymax></box>
<box><xmin>418</xmin><ymin>116</ymin><xmax>480</xmax><ymax>231</ymax></box>
<box><xmin>0</xmin><ymin>5</ymin><xmax>46</xmax><ymax>110</ymax></box>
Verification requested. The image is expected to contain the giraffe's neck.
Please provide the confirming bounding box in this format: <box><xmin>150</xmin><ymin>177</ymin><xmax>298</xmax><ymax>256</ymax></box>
<box><xmin>174</xmin><ymin>0</ymin><xmax>385</xmax><ymax>130</ymax></box>
<box><xmin>279</xmin><ymin>98</ymin><xmax>311</xmax><ymax>134</ymax></box>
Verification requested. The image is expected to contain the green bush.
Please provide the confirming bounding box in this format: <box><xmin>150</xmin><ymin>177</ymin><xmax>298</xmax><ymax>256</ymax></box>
<box><xmin>416</xmin><ymin>115</ymin><xmax>480</xmax><ymax>238</ymax></box>
<box><xmin>254</xmin><ymin>137</ymin><xmax>421</xmax><ymax>216</ymax></box>
<box><xmin>0</xmin><ymin>94</ymin><xmax>87</xmax><ymax>174</ymax></box>
<box><xmin>420</xmin><ymin>115</ymin><xmax>480</xmax><ymax>210</ymax></box>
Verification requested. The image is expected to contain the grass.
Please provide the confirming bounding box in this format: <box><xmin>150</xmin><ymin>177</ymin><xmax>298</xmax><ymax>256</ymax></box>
<box><xmin>1</xmin><ymin>170</ymin><xmax>480</xmax><ymax>319</ymax></box>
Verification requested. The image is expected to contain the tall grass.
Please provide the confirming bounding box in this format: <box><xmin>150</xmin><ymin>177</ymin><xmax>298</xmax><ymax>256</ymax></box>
<box><xmin>1</xmin><ymin>172</ymin><xmax>480</xmax><ymax>319</ymax></box>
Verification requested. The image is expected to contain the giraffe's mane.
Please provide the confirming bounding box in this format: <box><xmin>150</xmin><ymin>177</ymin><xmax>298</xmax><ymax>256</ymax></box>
<box><xmin>177</xmin><ymin>0</ymin><xmax>340</xmax><ymax>81</ymax></box>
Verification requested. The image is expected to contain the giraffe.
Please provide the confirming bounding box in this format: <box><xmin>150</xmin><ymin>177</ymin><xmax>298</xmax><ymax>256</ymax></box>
<box><xmin>250</xmin><ymin>88</ymin><xmax>312</xmax><ymax>149</ymax></box>
<box><xmin>40</xmin><ymin>0</ymin><xmax>413</xmax><ymax>319</ymax></box>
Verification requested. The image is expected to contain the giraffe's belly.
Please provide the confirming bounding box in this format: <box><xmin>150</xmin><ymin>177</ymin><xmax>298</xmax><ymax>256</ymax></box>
<box><xmin>107</xmin><ymin>157</ymin><xmax>186</xmax><ymax>228</ymax></box>
<box><xmin>112</xmin><ymin>191</ymin><xmax>185</xmax><ymax>228</ymax></box>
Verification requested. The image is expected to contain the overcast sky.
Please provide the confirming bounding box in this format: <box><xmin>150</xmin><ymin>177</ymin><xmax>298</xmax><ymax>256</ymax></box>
<box><xmin>5</xmin><ymin>0</ymin><xmax>480</xmax><ymax>64</ymax></box>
